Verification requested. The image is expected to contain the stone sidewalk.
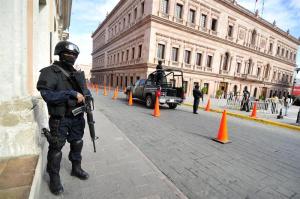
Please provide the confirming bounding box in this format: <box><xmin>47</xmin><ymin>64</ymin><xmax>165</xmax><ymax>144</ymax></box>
<box><xmin>38</xmin><ymin>103</ymin><xmax>187</xmax><ymax>199</ymax></box>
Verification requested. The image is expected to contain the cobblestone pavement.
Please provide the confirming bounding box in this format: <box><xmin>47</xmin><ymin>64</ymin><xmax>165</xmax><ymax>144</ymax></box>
<box><xmin>38</xmin><ymin>92</ymin><xmax>187</xmax><ymax>199</ymax></box>
<box><xmin>96</xmin><ymin>91</ymin><xmax>300</xmax><ymax>199</ymax></box>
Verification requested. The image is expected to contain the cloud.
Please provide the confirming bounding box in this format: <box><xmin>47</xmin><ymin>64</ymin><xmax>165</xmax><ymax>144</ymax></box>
<box><xmin>69</xmin><ymin>0</ymin><xmax>119</xmax><ymax>64</ymax></box>
<box><xmin>238</xmin><ymin>0</ymin><xmax>300</xmax><ymax>36</ymax></box>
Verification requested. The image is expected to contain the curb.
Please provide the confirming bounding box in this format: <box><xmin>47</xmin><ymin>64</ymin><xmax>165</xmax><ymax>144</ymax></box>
<box><xmin>183</xmin><ymin>103</ymin><xmax>300</xmax><ymax>132</ymax></box>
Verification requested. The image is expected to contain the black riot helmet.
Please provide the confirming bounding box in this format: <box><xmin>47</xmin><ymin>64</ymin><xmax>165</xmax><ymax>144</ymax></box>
<box><xmin>54</xmin><ymin>41</ymin><xmax>80</xmax><ymax>56</ymax></box>
<box><xmin>54</xmin><ymin>41</ymin><xmax>80</xmax><ymax>66</ymax></box>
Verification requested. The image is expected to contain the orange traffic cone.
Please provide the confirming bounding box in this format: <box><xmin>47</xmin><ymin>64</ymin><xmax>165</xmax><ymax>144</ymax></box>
<box><xmin>250</xmin><ymin>102</ymin><xmax>257</xmax><ymax>118</ymax></box>
<box><xmin>115</xmin><ymin>87</ymin><xmax>119</xmax><ymax>99</ymax></box>
<box><xmin>205</xmin><ymin>99</ymin><xmax>211</xmax><ymax>112</ymax></box>
<box><xmin>103</xmin><ymin>85</ymin><xmax>107</xmax><ymax>96</ymax></box>
<box><xmin>212</xmin><ymin>110</ymin><xmax>231</xmax><ymax>144</ymax></box>
<box><xmin>128</xmin><ymin>91</ymin><xmax>133</xmax><ymax>106</ymax></box>
<box><xmin>112</xmin><ymin>88</ymin><xmax>117</xmax><ymax>99</ymax></box>
<box><xmin>96</xmin><ymin>84</ymin><xmax>99</xmax><ymax>95</ymax></box>
<box><xmin>152</xmin><ymin>95</ymin><xmax>160</xmax><ymax>117</ymax></box>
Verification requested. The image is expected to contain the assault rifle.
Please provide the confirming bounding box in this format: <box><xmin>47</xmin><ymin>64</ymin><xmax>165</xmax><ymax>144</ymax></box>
<box><xmin>54</xmin><ymin>65</ymin><xmax>98</xmax><ymax>152</ymax></box>
<box><xmin>72</xmin><ymin>95</ymin><xmax>97</xmax><ymax>152</ymax></box>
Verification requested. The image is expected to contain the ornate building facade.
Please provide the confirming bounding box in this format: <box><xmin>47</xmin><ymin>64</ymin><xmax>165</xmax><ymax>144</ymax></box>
<box><xmin>91</xmin><ymin>0</ymin><xmax>299</xmax><ymax>98</ymax></box>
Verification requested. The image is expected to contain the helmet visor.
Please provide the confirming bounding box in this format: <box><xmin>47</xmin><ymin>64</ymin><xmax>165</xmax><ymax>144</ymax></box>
<box><xmin>65</xmin><ymin>43</ymin><xmax>80</xmax><ymax>54</ymax></box>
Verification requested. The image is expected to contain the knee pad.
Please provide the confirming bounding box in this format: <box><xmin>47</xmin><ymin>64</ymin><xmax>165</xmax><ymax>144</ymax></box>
<box><xmin>70</xmin><ymin>140</ymin><xmax>83</xmax><ymax>152</ymax></box>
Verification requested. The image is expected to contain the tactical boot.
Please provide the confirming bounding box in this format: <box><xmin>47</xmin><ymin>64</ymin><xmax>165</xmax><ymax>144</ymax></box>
<box><xmin>71</xmin><ymin>161</ymin><xmax>89</xmax><ymax>180</ymax></box>
<box><xmin>47</xmin><ymin>150</ymin><xmax>64</xmax><ymax>195</ymax></box>
<box><xmin>69</xmin><ymin>140</ymin><xmax>89</xmax><ymax>180</ymax></box>
<box><xmin>49</xmin><ymin>174</ymin><xmax>64</xmax><ymax>195</ymax></box>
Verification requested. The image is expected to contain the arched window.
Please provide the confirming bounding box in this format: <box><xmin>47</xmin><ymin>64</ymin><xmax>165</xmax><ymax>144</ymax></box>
<box><xmin>251</xmin><ymin>29</ymin><xmax>257</xmax><ymax>45</ymax></box>
<box><xmin>223</xmin><ymin>52</ymin><xmax>230</xmax><ymax>70</ymax></box>
<box><xmin>233</xmin><ymin>85</ymin><xmax>238</xmax><ymax>95</ymax></box>
<box><xmin>253</xmin><ymin>87</ymin><xmax>257</xmax><ymax>98</ymax></box>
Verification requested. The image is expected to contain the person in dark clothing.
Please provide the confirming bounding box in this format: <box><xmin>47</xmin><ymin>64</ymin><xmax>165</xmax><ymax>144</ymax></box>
<box><xmin>156</xmin><ymin>60</ymin><xmax>165</xmax><ymax>86</ymax></box>
<box><xmin>240</xmin><ymin>86</ymin><xmax>250</xmax><ymax>112</ymax></box>
<box><xmin>193</xmin><ymin>84</ymin><xmax>202</xmax><ymax>114</ymax></box>
<box><xmin>37</xmin><ymin>41</ymin><xmax>90</xmax><ymax>195</ymax></box>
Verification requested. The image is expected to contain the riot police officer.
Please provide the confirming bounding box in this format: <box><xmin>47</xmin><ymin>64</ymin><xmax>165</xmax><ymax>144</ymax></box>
<box><xmin>156</xmin><ymin>60</ymin><xmax>165</xmax><ymax>86</ymax></box>
<box><xmin>37</xmin><ymin>41</ymin><xmax>90</xmax><ymax>195</ymax></box>
<box><xmin>193</xmin><ymin>84</ymin><xmax>202</xmax><ymax>114</ymax></box>
<box><xmin>241</xmin><ymin>86</ymin><xmax>250</xmax><ymax>112</ymax></box>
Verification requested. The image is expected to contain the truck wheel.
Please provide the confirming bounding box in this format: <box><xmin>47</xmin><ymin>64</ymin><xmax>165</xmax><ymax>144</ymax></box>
<box><xmin>146</xmin><ymin>95</ymin><xmax>154</xmax><ymax>108</ymax></box>
<box><xmin>168</xmin><ymin>104</ymin><xmax>177</xmax><ymax>109</ymax></box>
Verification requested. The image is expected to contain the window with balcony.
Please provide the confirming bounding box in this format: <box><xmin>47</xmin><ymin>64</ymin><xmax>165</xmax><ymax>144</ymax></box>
<box><xmin>264</xmin><ymin>64</ymin><xmax>270</xmax><ymax>78</ymax></box>
<box><xmin>122</xmin><ymin>51</ymin><xmax>124</xmax><ymax>61</ymax></box>
<box><xmin>211</xmin><ymin>18</ymin><xmax>218</xmax><ymax>31</ymax></box>
<box><xmin>236</xmin><ymin>62</ymin><xmax>241</xmax><ymax>73</ymax></box>
<box><xmin>200</xmin><ymin>14</ymin><xmax>207</xmax><ymax>28</ymax></box>
<box><xmin>251</xmin><ymin>30</ymin><xmax>257</xmax><ymax>45</ymax></box>
<box><xmin>247</xmin><ymin>59</ymin><xmax>252</xmax><ymax>75</ymax></box>
<box><xmin>123</xmin><ymin>18</ymin><xmax>126</xmax><ymax>29</ymax></box>
<box><xmin>273</xmin><ymin>71</ymin><xmax>276</xmax><ymax>80</ymax></box>
<box><xmin>281</xmin><ymin>48</ymin><xmax>284</xmax><ymax>56</ymax></box>
<box><xmin>189</xmin><ymin>9</ymin><xmax>195</xmax><ymax>23</ymax></box>
<box><xmin>207</xmin><ymin>55</ymin><xmax>213</xmax><ymax>68</ymax></box>
<box><xmin>228</xmin><ymin>25</ymin><xmax>233</xmax><ymax>37</ymax></box>
<box><xmin>294</xmin><ymin>53</ymin><xmax>297</xmax><ymax>61</ymax></box>
<box><xmin>132</xmin><ymin>47</ymin><xmax>135</xmax><ymax>59</ymax></box>
<box><xmin>128</xmin><ymin>13</ymin><xmax>131</xmax><ymax>25</ymax></box>
<box><xmin>161</xmin><ymin>0</ymin><xmax>169</xmax><ymax>14</ymax></box>
<box><xmin>134</xmin><ymin>8</ymin><xmax>137</xmax><ymax>20</ymax></box>
<box><xmin>223</xmin><ymin>52</ymin><xmax>230</xmax><ymax>70</ymax></box>
<box><xmin>184</xmin><ymin>50</ymin><xmax>191</xmax><ymax>64</ymax></box>
<box><xmin>269</xmin><ymin>43</ymin><xmax>273</xmax><ymax>53</ymax></box>
<box><xmin>126</xmin><ymin>50</ymin><xmax>129</xmax><ymax>61</ymax></box>
<box><xmin>196</xmin><ymin>53</ymin><xmax>202</xmax><ymax>66</ymax></box>
<box><xmin>141</xmin><ymin>2</ymin><xmax>145</xmax><ymax>15</ymax></box>
<box><xmin>117</xmin><ymin>53</ymin><xmax>120</xmax><ymax>63</ymax></box>
<box><xmin>286</xmin><ymin>50</ymin><xmax>289</xmax><ymax>58</ymax></box>
<box><xmin>172</xmin><ymin>47</ymin><xmax>179</xmax><ymax>62</ymax></box>
<box><xmin>277</xmin><ymin>46</ymin><xmax>280</xmax><ymax>55</ymax></box>
<box><xmin>138</xmin><ymin>45</ymin><xmax>142</xmax><ymax>58</ymax></box>
<box><xmin>176</xmin><ymin>4</ymin><xmax>183</xmax><ymax>19</ymax></box>
<box><xmin>257</xmin><ymin>67</ymin><xmax>261</xmax><ymax>77</ymax></box>
<box><xmin>157</xmin><ymin>44</ymin><xmax>165</xmax><ymax>59</ymax></box>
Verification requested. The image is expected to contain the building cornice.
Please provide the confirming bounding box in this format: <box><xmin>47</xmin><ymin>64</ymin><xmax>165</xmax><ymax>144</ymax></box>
<box><xmin>92</xmin><ymin>15</ymin><xmax>152</xmax><ymax>56</ymax></box>
<box><xmin>216</xmin><ymin>0</ymin><xmax>300</xmax><ymax>45</ymax></box>
<box><xmin>150</xmin><ymin>15</ymin><xmax>297</xmax><ymax>67</ymax></box>
<box><xmin>91</xmin><ymin>0</ymin><xmax>126</xmax><ymax>37</ymax></box>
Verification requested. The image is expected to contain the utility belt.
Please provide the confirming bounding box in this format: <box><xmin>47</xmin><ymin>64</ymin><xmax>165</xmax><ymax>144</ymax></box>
<box><xmin>48</xmin><ymin>99</ymin><xmax>84</xmax><ymax>119</ymax></box>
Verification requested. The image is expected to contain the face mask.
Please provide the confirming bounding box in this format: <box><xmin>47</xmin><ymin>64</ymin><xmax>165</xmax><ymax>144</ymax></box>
<box><xmin>60</xmin><ymin>53</ymin><xmax>77</xmax><ymax>66</ymax></box>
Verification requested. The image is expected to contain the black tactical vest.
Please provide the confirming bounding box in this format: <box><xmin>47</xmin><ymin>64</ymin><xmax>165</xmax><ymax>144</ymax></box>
<box><xmin>37</xmin><ymin>62</ymin><xmax>80</xmax><ymax>117</ymax></box>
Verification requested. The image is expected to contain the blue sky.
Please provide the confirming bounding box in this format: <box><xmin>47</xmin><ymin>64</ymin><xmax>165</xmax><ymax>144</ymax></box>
<box><xmin>69</xmin><ymin>0</ymin><xmax>300</xmax><ymax>67</ymax></box>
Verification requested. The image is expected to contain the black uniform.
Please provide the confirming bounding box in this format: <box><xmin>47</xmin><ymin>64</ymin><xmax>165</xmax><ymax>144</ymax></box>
<box><xmin>156</xmin><ymin>61</ymin><xmax>165</xmax><ymax>86</ymax></box>
<box><xmin>241</xmin><ymin>90</ymin><xmax>250</xmax><ymax>112</ymax></box>
<box><xmin>193</xmin><ymin>86</ymin><xmax>202</xmax><ymax>114</ymax></box>
<box><xmin>37</xmin><ymin>41</ymin><xmax>89</xmax><ymax>195</ymax></box>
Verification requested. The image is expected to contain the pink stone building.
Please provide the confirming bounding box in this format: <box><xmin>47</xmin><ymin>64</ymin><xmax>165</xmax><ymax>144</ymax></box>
<box><xmin>91</xmin><ymin>0</ymin><xmax>300</xmax><ymax>99</ymax></box>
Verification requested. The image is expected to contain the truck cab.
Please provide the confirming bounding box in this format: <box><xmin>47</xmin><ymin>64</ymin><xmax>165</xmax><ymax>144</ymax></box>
<box><xmin>126</xmin><ymin>69</ymin><xmax>185</xmax><ymax>109</ymax></box>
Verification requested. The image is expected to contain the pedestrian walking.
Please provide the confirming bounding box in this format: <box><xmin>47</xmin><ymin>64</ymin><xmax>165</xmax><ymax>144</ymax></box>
<box><xmin>37</xmin><ymin>41</ymin><xmax>90</xmax><ymax>195</ymax></box>
<box><xmin>284</xmin><ymin>94</ymin><xmax>293</xmax><ymax>116</ymax></box>
<box><xmin>193</xmin><ymin>84</ymin><xmax>202</xmax><ymax>114</ymax></box>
